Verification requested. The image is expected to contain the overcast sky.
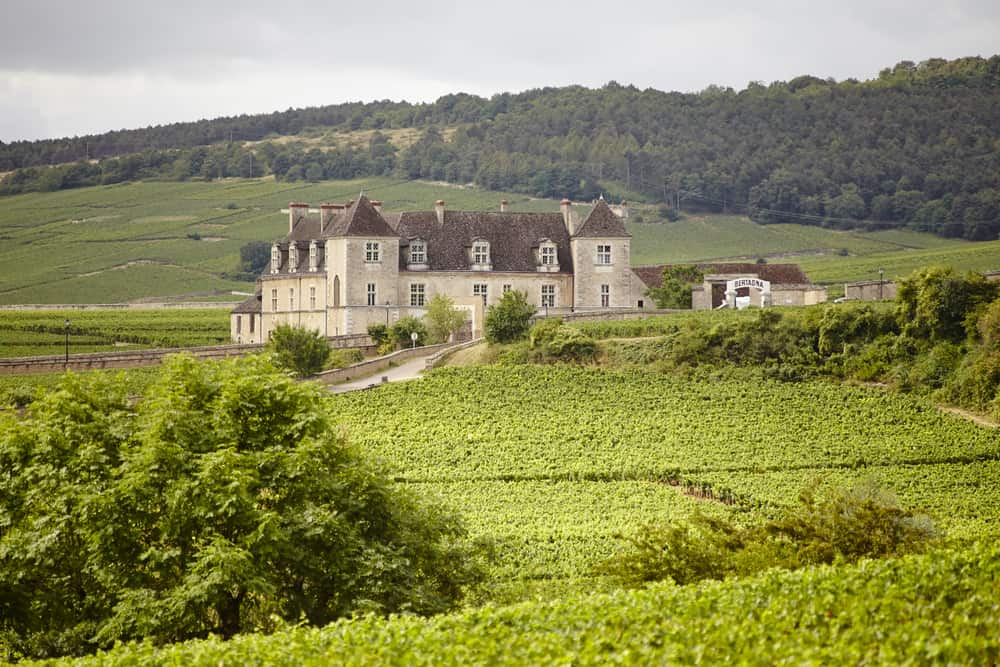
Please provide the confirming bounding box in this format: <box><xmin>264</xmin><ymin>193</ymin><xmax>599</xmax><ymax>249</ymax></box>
<box><xmin>2</xmin><ymin>0</ymin><xmax>998</xmax><ymax>142</ymax></box>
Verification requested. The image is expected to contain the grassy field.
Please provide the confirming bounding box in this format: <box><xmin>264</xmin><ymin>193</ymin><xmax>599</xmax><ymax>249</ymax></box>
<box><xmin>0</xmin><ymin>178</ymin><xmax>565</xmax><ymax>304</ymax></box>
<box><xmin>0</xmin><ymin>179</ymin><xmax>995</xmax><ymax>305</ymax></box>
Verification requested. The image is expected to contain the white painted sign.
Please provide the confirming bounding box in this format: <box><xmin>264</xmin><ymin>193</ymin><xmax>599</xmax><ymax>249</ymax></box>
<box><xmin>728</xmin><ymin>278</ymin><xmax>769</xmax><ymax>291</ymax></box>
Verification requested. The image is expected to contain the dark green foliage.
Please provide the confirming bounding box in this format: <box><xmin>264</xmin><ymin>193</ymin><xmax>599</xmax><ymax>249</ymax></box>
<box><xmin>326</xmin><ymin>347</ymin><xmax>364</xmax><ymax>370</ymax></box>
<box><xmin>599</xmin><ymin>480</ymin><xmax>939</xmax><ymax>587</ymax></box>
<box><xmin>266</xmin><ymin>324</ymin><xmax>330</xmax><ymax>377</ymax></box>
<box><xmin>366</xmin><ymin>323</ymin><xmax>390</xmax><ymax>346</ymax></box>
<box><xmin>528</xmin><ymin>320</ymin><xmax>597</xmax><ymax>363</ymax></box>
<box><xmin>239</xmin><ymin>241</ymin><xmax>272</xmax><ymax>276</ymax></box>
<box><xmin>646</xmin><ymin>265</ymin><xmax>704</xmax><ymax>309</ymax></box>
<box><xmin>3</xmin><ymin>56</ymin><xmax>998</xmax><ymax>241</ymax></box>
<box><xmin>0</xmin><ymin>355</ymin><xmax>483</xmax><ymax>660</ymax></box>
<box><xmin>485</xmin><ymin>291</ymin><xmax>536</xmax><ymax>344</ymax></box>
<box><xmin>896</xmin><ymin>266</ymin><xmax>999</xmax><ymax>343</ymax></box>
<box><xmin>391</xmin><ymin>316</ymin><xmax>428</xmax><ymax>348</ymax></box>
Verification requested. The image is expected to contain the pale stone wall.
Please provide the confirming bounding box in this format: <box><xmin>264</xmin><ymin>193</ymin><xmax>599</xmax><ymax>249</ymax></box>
<box><xmin>258</xmin><ymin>273</ymin><xmax>329</xmax><ymax>342</ymax></box>
<box><xmin>399</xmin><ymin>271</ymin><xmax>574</xmax><ymax>310</ymax></box>
<box><xmin>845</xmin><ymin>281</ymin><xmax>897</xmax><ymax>301</ymax></box>
<box><xmin>230</xmin><ymin>313</ymin><xmax>262</xmax><ymax>345</ymax></box>
<box><xmin>571</xmin><ymin>238</ymin><xmax>634</xmax><ymax>309</ymax></box>
<box><xmin>772</xmin><ymin>287</ymin><xmax>829</xmax><ymax>306</ymax></box>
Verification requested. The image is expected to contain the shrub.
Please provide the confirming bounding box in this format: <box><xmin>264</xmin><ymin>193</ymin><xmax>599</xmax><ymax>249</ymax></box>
<box><xmin>266</xmin><ymin>324</ymin><xmax>330</xmax><ymax>377</ymax></box>
<box><xmin>485</xmin><ymin>290</ymin><xmax>536</xmax><ymax>344</ymax></box>
<box><xmin>599</xmin><ymin>480</ymin><xmax>938</xmax><ymax>587</ymax></box>
<box><xmin>326</xmin><ymin>347</ymin><xmax>364</xmax><ymax>370</ymax></box>
<box><xmin>391</xmin><ymin>316</ymin><xmax>427</xmax><ymax>348</ymax></box>
<box><xmin>366</xmin><ymin>323</ymin><xmax>390</xmax><ymax>347</ymax></box>
<box><xmin>0</xmin><ymin>356</ymin><xmax>485</xmax><ymax>659</ymax></box>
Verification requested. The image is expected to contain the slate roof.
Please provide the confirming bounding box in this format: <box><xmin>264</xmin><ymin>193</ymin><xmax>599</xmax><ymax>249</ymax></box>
<box><xmin>633</xmin><ymin>263</ymin><xmax>812</xmax><ymax>288</ymax></box>
<box><xmin>232</xmin><ymin>293</ymin><xmax>261</xmax><ymax>314</ymax></box>
<box><xmin>390</xmin><ymin>211</ymin><xmax>574</xmax><ymax>273</ymax></box>
<box><xmin>573</xmin><ymin>198</ymin><xmax>631</xmax><ymax>238</ymax></box>
<box><xmin>324</xmin><ymin>196</ymin><xmax>399</xmax><ymax>237</ymax></box>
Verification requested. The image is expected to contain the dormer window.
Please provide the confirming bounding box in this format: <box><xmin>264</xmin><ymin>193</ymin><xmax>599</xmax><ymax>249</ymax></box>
<box><xmin>365</xmin><ymin>241</ymin><xmax>381</xmax><ymax>263</ymax></box>
<box><xmin>410</xmin><ymin>240</ymin><xmax>426</xmax><ymax>264</ymax></box>
<box><xmin>471</xmin><ymin>240</ymin><xmax>491</xmax><ymax>270</ymax></box>
<box><xmin>541</xmin><ymin>245</ymin><xmax>556</xmax><ymax>266</ymax></box>
<box><xmin>309</xmin><ymin>241</ymin><xmax>319</xmax><ymax>271</ymax></box>
<box><xmin>270</xmin><ymin>244</ymin><xmax>281</xmax><ymax>274</ymax></box>
<box><xmin>288</xmin><ymin>244</ymin><xmax>299</xmax><ymax>273</ymax></box>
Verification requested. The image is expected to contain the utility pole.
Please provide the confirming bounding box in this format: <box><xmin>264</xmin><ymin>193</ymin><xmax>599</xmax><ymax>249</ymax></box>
<box><xmin>249</xmin><ymin>152</ymin><xmax>253</xmax><ymax>178</ymax></box>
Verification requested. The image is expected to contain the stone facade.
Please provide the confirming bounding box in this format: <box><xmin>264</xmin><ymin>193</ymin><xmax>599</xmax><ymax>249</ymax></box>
<box><xmin>634</xmin><ymin>263</ymin><xmax>826</xmax><ymax>310</ymax></box>
<box><xmin>233</xmin><ymin>196</ymin><xmax>644</xmax><ymax>342</ymax></box>
<box><xmin>844</xmin><ymin>280</ymin><xmax>898</xmax><ymax>301</ymax></box>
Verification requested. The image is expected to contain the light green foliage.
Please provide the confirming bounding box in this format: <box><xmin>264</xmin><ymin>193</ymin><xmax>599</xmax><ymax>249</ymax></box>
<box><xmin>39</xmin><ymin>544</ymin><xmax>1000</xmax><ymax>665</ymax></box>
<box><xmin>599</xmin><ymin>480</ymin><xmax>938</xmax><ymax>587</ymax></box>
<box><xmin>0</xmin><ymin>308</ymin><xmax>230</xmax><ymax>358</ymax></box>
<box><xmin>266</xmin><ymin>323</ymin><xmax>330</xmax><ymax>377</ymax></box>
<box><xmin>485</xmin><ymin>290</ymin><xmax>535</xmax><ymax>344</ymax></box>
<box><xmin>366</xmin><ymin>323</ymin><xmax>390</xmax><ymax>346</ymax></box>
<box><xmin>423</xmin><ymin>294</ymin><xmax>467</xmax><ymax>343</ymax></box>
<box><xmin>325</xmin><ymin>347</ymin><xmax>364</xmax><ymax>370</ymax></box>
<box><xmin>0</xmin><ymin>354</ymin><xmax>482</xmax><ymax>660</ymax></box>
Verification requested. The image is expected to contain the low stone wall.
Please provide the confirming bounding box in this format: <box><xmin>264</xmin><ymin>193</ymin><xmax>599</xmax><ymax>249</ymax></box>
<box><xmin>0</xmin><ymin>333</ymin><xmax>373</xmax><ymax>375</ymax></box>
<box><xmin>315</xmin><ymin>343</ymin><xmax>452</xmax><ymax>385</ymax></box>
<box><xmin>425</xmin><ymin>338</ymin><xmax>485</xmax><ymax>369</ymax></box>
<box><xmin>0</xmin><ymin>302</ymin><xmax>242</xmax><ymax>311</ymax></box>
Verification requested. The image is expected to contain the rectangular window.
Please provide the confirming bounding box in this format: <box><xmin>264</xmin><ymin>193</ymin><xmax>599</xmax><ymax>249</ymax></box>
<box><xmin>410</xmin><ymin>283</ymin><xmax>426</xmax><ymax>307</ymax></box>
<box><xmin>541</xmin><ymin>245</ymin><xmax>556</xmax><ymax>265</ymax></box>
<box><xmin>365</xmin><ymin>241</ymin><xmax>381</xmax><ymax>262</ymax></box>
<box><xmin>473</xmin><ymin>242</ymin><xmax>489</xmax><ymax>265</ymax></box>
<box><xmin>309</xmin><ymin>286</ymin><xmax>316</xmax><ymax>310</ymax></box>
<box><xmin>541</xmin><ymin>285</ymin><xmax>555</xmax><ymax>308</ymax></box>
<box><xmin>289</xmin><ymin>288</ymin><xmax>295</xmax><ymax>311</ymax></box>
<box><xmin>250</xmin><ymin>315</ymin><xmax>255</xmax><ymax>333</ymax></box>
<box><xmin>367</xmin><ymin>282</ymin><xmax>376</xmax><ymax>306</ymax></box>
<box><xmin>309</xmin><ymin>243</ymin><xmax>318</xmax><ymax>271</ymax></box>
<box><xmin>473</xmin><ymin>283</ymin><xmax>488</xmax><ymax>306</ymax></box>
<box><xmin>236</xmin><ymin>315</ymin><xmax>242</xmax><ymax>334</ymax></box>
<box><xmin>601</xmin><ymin>284</ymin><xmax>610</xmax><ymax>308</ymax></box>
<box><xmin>410</xmin><ymin>241</ymin><xmax>426</xmax><ymax>264</ymax></box>
<box><xmin>502</xmin><ymin>284</ymin><xmax>512</xmax><ymax>294</ymax></box>
<box><xmin>597</xmin><ymin>244</ymin><xmax>612</xmax><ymax>265</ymax></box>
<box><xmin>271</xmin><ymin>288</ymin><xmax>278</xmax><ymax>312</ymax></box>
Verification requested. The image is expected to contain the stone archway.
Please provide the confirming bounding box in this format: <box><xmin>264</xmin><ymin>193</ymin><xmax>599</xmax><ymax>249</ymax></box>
<box><xmin>725</xmin><ymin>277</ymin><xmax>771</xmax><ymax>308</ymax></box>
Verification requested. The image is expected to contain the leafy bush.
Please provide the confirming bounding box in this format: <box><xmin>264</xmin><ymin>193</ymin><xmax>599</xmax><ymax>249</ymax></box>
<box><xmin>266</xmin><ymin>324</ymin><xmax>330</xmax><ymax>377</ymax></box>
<box><xmin>527</xmin><ymin>319</ymin><xmax>598</xmax><ymax>363</ymax></box>
<box><xmin>326</xmin><ymin>347</ymin><xmax>364</xmax><ymax>370</ymax></box>
<box><xmin>366</xmin><ymin>323</ymin><xmax>390</xmax><ymax>346</ymax></box>
<box><xmin>485</xmin><ymin>290</ymin><xmax>536</xmax><ymax>344</ymax></box>
<box><xmin>0</xmin><ymin>355</ymin><xmax>485</xmax><ymax>659</ymax></box>
<box><xmin>391</xmin><ymin>316</ymin><xmax>427</xmax><ymax>348</ymax></box>
<box><xmin>599</xmin><ymin>480</ymin><xmax>939</xmax><ymax>587</ymax></box>
<box><xmin>424</xmin><ymin>294</ymin><xmax>467</xmax><ymax>343</ymax></box>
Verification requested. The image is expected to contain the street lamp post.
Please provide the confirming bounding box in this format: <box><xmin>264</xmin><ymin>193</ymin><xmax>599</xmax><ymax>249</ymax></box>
<box><xmin>878</xmin><ymin>267</ymin><xmax>885</xmax><ymax>300</ymax></box>
<box><xmin>64</xmin><ymin>319</ymin><xmax>70</xmax><ymax>369</ymax></box>
<box><xmin>385</xmin><ymin>301</ymin><xmax>390</xmax><ymax>327</ymax></box>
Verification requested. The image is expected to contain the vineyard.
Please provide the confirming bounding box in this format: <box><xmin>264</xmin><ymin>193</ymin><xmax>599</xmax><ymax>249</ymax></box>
<box><xmin>12</xmin><ymin>357</ymin><xmax>1000</xmax><ymax>664</ymax></box>
<box><xmin>0</xmin><ymin>308</ymin><xmax>230</xmax><ymax>357</ymax></box>
<box><xmin>328</xmin><ymin>366</ymin><xmax>1000</xmax><ymax>595</ymax></box>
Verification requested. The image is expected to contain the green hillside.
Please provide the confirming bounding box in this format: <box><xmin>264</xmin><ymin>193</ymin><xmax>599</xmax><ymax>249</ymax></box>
<box><xmin>1</xmin><ymin>179</ymin><xmax>992</xmax><ymax>305</ymax></box>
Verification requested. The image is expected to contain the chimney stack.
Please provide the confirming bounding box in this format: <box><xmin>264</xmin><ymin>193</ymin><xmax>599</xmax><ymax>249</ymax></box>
<box><xmin>560</xmin><ymin>199</ymin><xmax>573</xmax><ymax>234</ymax></box>
<box><xmin>320</xmin><ymin>203</ymin><xmax>338</xmax><ymax>227</ymax></box>
<box><xmin>435</xmin><ymin>200</ymin><xmax>445</xmax><ymax>225</ymax></box>
<box><xmin>289</xmin><ymin>202</ymin><xmax>309</xmax><ymax>234</ymax></box>
<box><xmin>371</xmin><ymin>200</ymin><xmax>383</xmax><ymax>214</ymax></box>
<box><xmin>500</xmin><ymin>199</ymin><xmax>508</xmax><ymax>213</ymax></box>
<box><xmin>620</xmin><ymin>200</ymin><xmax>629</xmax><ymax>219</ymax></box>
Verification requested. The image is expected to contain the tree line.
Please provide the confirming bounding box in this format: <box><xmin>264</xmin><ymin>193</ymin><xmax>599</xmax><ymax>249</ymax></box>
<box><xmin>2</xmin><ymin>56</ymin><xmax>998</xmax><ymax>239</ymax></box>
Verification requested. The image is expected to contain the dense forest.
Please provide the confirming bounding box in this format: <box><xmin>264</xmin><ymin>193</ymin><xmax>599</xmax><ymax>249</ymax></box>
<box><xmin>2</xmin><ymin>56</ymin><xmax>998</xmax><ymax>240</ymax></box>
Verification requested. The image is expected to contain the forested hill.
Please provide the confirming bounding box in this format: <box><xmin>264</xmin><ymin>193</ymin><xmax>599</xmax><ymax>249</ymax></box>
<box><xmin>2</xmin><ymin>56</ymin><xmax>998</xmax><ymax>240</ymax></box>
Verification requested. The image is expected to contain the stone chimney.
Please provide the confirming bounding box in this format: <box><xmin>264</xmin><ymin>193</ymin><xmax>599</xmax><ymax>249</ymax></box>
<box><xmin>435</xmin><ymin>200</ymin><xmax>446</xmax><ymax>225</ymax></box>
<box><xmin>560</xmin><ymin>199</ymin><xmax>574</xmax><ymax>234</ymax></box>
<box><xmin>500</xmin><ymin>199</ymin><xmax>508</xmax><ymax>213</ymax></box>
<box><xmin>289</xmin><ymin>202</ymin><xmax>309</xmax><ymax>234</ymax></box>
<box><xmin>620</xmin><ymin>200</ymin><xmax>629</xmax><ymax>219</ymax></box>
<box><xmin>371</xmin><ymin>200</ymin><xmax>383</xmax><ymax>214</ymax></box>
